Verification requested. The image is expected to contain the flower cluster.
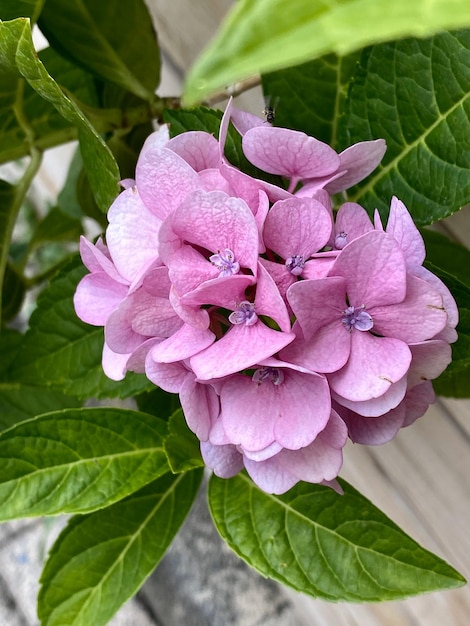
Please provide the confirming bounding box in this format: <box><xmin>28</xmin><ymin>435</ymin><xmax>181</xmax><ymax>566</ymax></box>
<box><xmin>74</xmin><ymin>100</ymin><xmax>457</xmax><ymax>494</ymax></box>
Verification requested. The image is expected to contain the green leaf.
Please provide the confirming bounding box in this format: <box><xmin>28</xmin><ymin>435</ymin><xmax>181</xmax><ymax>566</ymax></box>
<box><xmin>0</xmin><ymin>178</ymin><xmax>16</xmax><ymax>319</ymax></box>
<box><xmin>262</xmin><ymin>52</ymin><xmax>361</xmax><ymax>146</ymax></box>
<box><xmin>0</xmin><ymin>0</ymin><xmax>44</xmax><ymax>22</ymax></box>
<box><xmin>1</xmin><ymin>261</ymin><xmax>25</xmax><ymax>321</ymax></box>
<box><xmin>164</xmin><ymin>409</ymin><xmax>204</xmax><ymax>474</ymax></box>
<box><xmin>135</xmin><ymin>387</ymin><xmax>182</xmax><ymax>421</ymax></box>
<box><xmin>8</xmin><ymin>256</ymin><xmax>152</xmax><ymax>399</ymax></box>
<box><xmin>0</xmin><ymin>329</ymin><xmax>79</xmax><ymax>430</ymax></box>
<box><xmin>38</xmin><ymin>469</ymin><xmax>203</xmax><ymax>626</ymax></box>
<box><xmin>183</xmin><ymin>0</ymin><xmax>470</xmax><ymax>105</ymax></box>
<box><xmin>422</xmin><ymin>228</ymin><xmax>470</xmax><ymax>290</ymax></box>
<box><xmin>209</xmin><ymin>473</ymin><xmax>466</xmax><ymax>601</ymax></box>
<box><xmin>38</xmin><ymin>0</ymin><xmax>160</xmax><ymax>100</ymax></box>
<box><xmin>434</xmin><ymin>307</ymin><xmax>470</xmax><ymax>397</ymax></box>
<box><xmin>0</xmin><ymin>18</ymin><xmax>120</xmax><ymax>211</ymax></box>
<box><xmin>30</xmin><ymin>206</ymin><xmax>82</xmax><ymax>248</ymax></box>
<box><xmin>0</xmin><ymin>407</ymin><xmax>170</xmax><ymax>519</ymax></box>
<box><xmin>341</xmin><ymin>31</ymin><xmax>470</xmax><ymax>225</ymax></box>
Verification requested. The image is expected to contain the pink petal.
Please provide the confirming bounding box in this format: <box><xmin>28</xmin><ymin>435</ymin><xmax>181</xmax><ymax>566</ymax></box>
<box><xmin>258</xmin><ymin>258</ymin><xmax>297</xmax><ymax>305</ymax></box>
<box><xmin>401</xmin><ymin>381</ymin><xmax>435</xmax><ymax>427</ymax></box>
<box><xmin>255</xmin><ymin>261</ymin><xmax>291</xmax><ymax>332</ymax></box>
<box><xmin>411</xmin><ymin>265</ymin><xmax>458</xmax><ymax>341</ymax></box>
<box><xmin>372</xmin><ymin>274</ymin><xmax>447</xmax><ymax>342</ymax></box>
<box><xmin>220</xmin><ymin>159</ymin><xmax>292</xmax><ymax>207</ymax></box>
<box><xmin>136</xmin><ymin>147</ymin><xmax>200</xmax><ymax>220</ymax></box>
<box><xmin>107</xmin><ymin>187</ymin><xmax>162</xmax><ymax>282</ymax></box>
<box><xmin>144</xmin><ymin>356</ymin><xmax>189</xmax><ymax>392</ymax></box>
<box><xmin>190</xmin><ymin>322</ymin><xmax>295</xmax><ymax>380</ymax></box>
<box><xmin>242</xmin><ymin>127</ymin><xmax>340</xmax><ymax>178</ymax></box>
<box><xmin>334</xmin><ymin>202</ymin><xmax>374</xmax><ymax>248</ymax></box>
<box><xmin>102</xmin><ymin>343</ymin><xmax>131</xmax><ymax>381</ymax></box>
<box><xmin>287</xmin><ymin>276</ymin><xmax>347</xmax><ymax>340</ymax></box>
<box><xmin>407</xmin><ymin>340</ymin><xmax>452</xmax><ymax>389</ymax></box>
<box><xmin>328</xmin><ymin>331</ymin><xmax>412</xmax><ymax>401</ymax></box>
<box><xmin>181</xmin><ymin>274</ymin><xmax>255</xmax><ymax>309</ymax></box>
<box><xmin>200</xmin><ymin>441</ymin><xmax>244</xmax><ymax>478</ymax></box>
<box><xmin>79</xmin><ymin>237</ymin><xmax>127</xmax><ymax>284</ymax></box>
<box><xmin>180</xmin><ymin>376</ymin><xmax>220</xmax><ymax>441</ymax></box>
<box><xmin>149</xmin><ymin>323</ymin><xmax>215</xmax><ymax>363</ymax></box>
<box><xmin>74</xmin><ymin>272</ymin><xmax>128</xmax><ymax>325</ymax></box>
<box><xmin>329</xmin><ymin>231</ymin><xmax>407</xmax><ymax>307</ymax></box>
<box><xmin>332</xmin><ymin>375</ymin><xmax>407</xmax><ymax>417</ymax></box>
<box><xmin>230</xmin><ymin>105</ymin><xmax>265</xmax><ymax>134</ymax></box>
<box><xmin>386</xmin><ymin>196</ymin><xmax>425</xmax><ymax>267</ymax></box>
<box><xmin>336</xmin><ymin>401</ymin><xmax>406</xmax><ymax>445</ymax></box>
<box><xmin>263</xmin><ymin>197</ymin><xmax>332</xmax><ymax>260</ymax></box>
<box><xmin>171</xmin><ymin>189</ymin><xmax>259</xmax><ymax>274</ymax></box>
<box><xmin>167</xmin><ymin>131</ymin><xmax>220</xmax><ymax>170</ymax></box>
<box><xmin>324</xmin><ymin>139</ymin><xmax>386</xmax><ymax>194</ymax></box>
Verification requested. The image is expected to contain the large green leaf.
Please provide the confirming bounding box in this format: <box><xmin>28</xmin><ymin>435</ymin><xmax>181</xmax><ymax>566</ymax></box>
<box><xmin>0</xmin><ymin>329</ymin><xmax>80</xmax><ymax>430</ymax></box>
<box><xmin>209</xmin><ymin>473</ymin><xmax>465</xmax><ymax>601</ymax></box>
<box><xmin>8</xmin><ymin>257</ymin><xmax>152</xmax><ymax>400</ymax></box>
<box><xmin>164</xmin><ymin>409</ymin><xmax>204</xmax><ymax>474</ymax></box>
<box><xmin>261</xmin><ymin>52</ymin><xmax>361</xmax><ymax>146</ymax></box>
<box><xmin>341</xmin><ymin>31</ymin><xmax>470</xmax><ymax>225</ymax></box>
<box><xmin>0</xmin><ymin>18</ymin><xmax>120</xmax><ymax>211</ymax></box>
<box><xmin>0</xmin><ymin>178</ymin><xmax>16</xmax><ymax>321</ymax></box>
<box><xmin>38</xmin><ymin>469</ymin><xmax>203</xmax><ymax>626</ymax></box>
<box><xmin>0</xmin><ymin>0</ymin><xmax>44</xmax><ymax>22</ymax></box>
<box><xmin>39</xmin><ymin>0</ymin><xmax>160</xmax><ymax>100</ymax></box>
<box><xmin>183</xmin><ymin>0</ymin><xmax>470</xmax><ymax>105</ymax></box>
<box><xmin>0</xmin><ymin>407</ymin><xmax>169</xmax><ymax>519</ymax></box>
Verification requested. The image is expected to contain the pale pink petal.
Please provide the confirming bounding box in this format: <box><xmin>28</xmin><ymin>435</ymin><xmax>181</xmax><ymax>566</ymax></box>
<box><xmin>168</xmin><ymin>245</ymin><xmax>219</xmax><ymax>296</ymax></box>
<box><xmin>107</xmin><ymin>187</ymin><xmax>162</xmax><ymax>282</ymax></box>
<box><xmin>200</xmin><ymin>441</ymin><xmax>244</xmax><ymax>478</ymax></box>
<box><xmin>167</xmin><ymin>131</ymin><xmax>219</xmax><ymax>170</ymax></box>
<box><xmin>180</xmin><ymin>376</ymin><xmax>220</xmax><ymax>441</ymax></box>
<box><xmin>242</xmin><ymin>441</ymin><xmax>283</xmax><ymax>462</ymax></box>
<box><xmin>105</xmin><ymin>305</ymin><xmax>147</xmax><ymax>354</ymax></box>
<box><xmin>329</xmin><ymin>231</ymin><xmax>407</xmax><ymax>307</ymax></box>
<box><xmin>126</xmin><ymin>337</ymin><xmax>161</xmax><ymax>373</ymax></box>
<box><xmin>411</xmin><ymin>265</ymin><xmax>458</xmax><ymax>341</ymax></box>
<box><xmin>334</xmin><ymin>202</ymin><xmax>374</xmax><ymax>249</ymax></box>
<box><xmin>242</xmin><ymin>127</ymin><xmax>340</xmax><ymax>178</ymax></box>
<box><xmin>181</xmin><ymin>274</ymin><xmax>255</xmax><ymax>309</ymax></box>
<box><xmin>386</xmin><ymin>196</ymin><xmax>425</xmax><ymax>267</ymax></box>
<box><xmin>190</xmin><ymin>322</ymin><xmax>295</xmax><ymax>380</ymax></box>
<box><xmin>372</xmin><ymin>274</ymin><xmax>447</xmax><ymax>342</ymax></box>
<box><xmin>220</xmin><ymin>159</ymin><xmax>292</xmax><ymax>207</ymax></box>
<box><xmin>303</xmin><ymin>256</ymin><xmax>337</xmax><ymax>279</ymax></box>
<box><xmin>255</xmin><ymin>190</ymin><xmax>269</xmax><ymax>253</ymax></box>
<box><xmin>198</xmin><ymin>168</ymin><xmax>235</xmax><ymax>194</ymax></box>
<box><xmin>139</xmin><ymin>125</ymin><xmax>170</xmax><ymax>157</ymax></box>
<box><xmin>328</xmin><ymin>332</ymin><xmax>412</xmax><ymax>401</ymax></box>
<box><xmin>324</xmin><ymin>139</ymin><xmax>386</xmax><ymax>194</ymax></box>
<box><xmin>263</xmin><ymin>197</ymin><xmax>332</xmax><ymax>260</ymax></box>
<box><xmin>136</xmin><ymin>147</ymin><xmax>200</xmax><ymax>219</ymax></box>
<box><xmin>79</xmin><ymin>237</ymin><xmax>127</xmax><ymax>284</ymax></box>
<box><xmin>102</xmin><ymin>343</ymin><xmax>130</xmax><ymax>381</ymax></box>
<box><xmin>144</xmin><ymin>356</ymin><xmax>189</xmax><ymax>392</ymax></box>
<box><xmin>258</xmin><ymin>258</ymin><xmax>296</xmax><ymax>305</ymax></box>
<box><xmin>171</xmin><ymin>189</ymin><xmax>259</xmax><ymax>274</ymax></box>
<box><xmin>169</xmin><ymin>286</ymin><xmax>210</xmax><ymax>330</ymax></box>
<box><xmin>407</xmin><ymin>340</ymin><xmax>452</xmax><ymax>389</ymax></box>
<box><xmin>74</xmin><ymin>272</ymin><xmax>128</xmax><ymax>325</ymax></box>
<box><xmin>230</xmin><ymin>105</ymin><xmax>265</xmax><ymax>134</ymax></box>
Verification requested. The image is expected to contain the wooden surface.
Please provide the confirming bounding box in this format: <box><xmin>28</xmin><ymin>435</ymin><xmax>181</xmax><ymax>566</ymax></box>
<box><xmin>146</xmin><ymin>2</ymin><xmax>470</xmax><ymax>625</ymax></box>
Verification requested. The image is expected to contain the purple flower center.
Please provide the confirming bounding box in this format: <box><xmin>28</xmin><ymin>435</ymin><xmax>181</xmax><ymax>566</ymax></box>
<box><xmin>228</xmin><ymin>301</ymin><xmax>258</xmax><ymax>326</ymax></box>
<box><xmin>209</xmin><ymin>248</ymin><xmax>240</xmax><ymax>277</ymax></box>
<box><xmin>342</xmin><ymin>305</ymin><xmax>373</xmax><ymax>332</ymax></box>
<box><xmin>285</xmin><ymin>255</ymin><xmax>305</xmax><ymax>276</ymax></box>
<box><xmin>252</xmin><ymin>366</ymin><xmax>284</xmax><ymax>385</ymax></box>
<box><xmin>335</xmin><ymin>231</ymin><xmax>347</xmax><ymax>249</ymax></box>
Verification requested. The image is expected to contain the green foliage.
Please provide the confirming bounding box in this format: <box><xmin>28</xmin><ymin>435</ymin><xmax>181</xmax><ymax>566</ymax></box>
<box><xmin>340</xmin><ymin>31</ymin><xmax>470</xmax><ymax>225</ymax></box>
<box><xmin>39</xmin><ymin>0</ymin><xmax>161</xmax><ymax>101</ymax></box>
<box><xmin>164</xmin><ymin>409</ymin><xmax>204</xmax><ymax>473</ymax></box>
<box><xmin>0</xmin><ymin>407</ymin><xmax>170</xmax><ymax>519</ymax></box>
<box><xmin>209</xmin><ymin>473</ymin><xmax>466</xmax><ymax>600</ymax></box>
<box><xmin>7</xmin><ymin>257</ymin><xmax>153</xmax><ymax>399</ymax></box>
<box><xmin>38</xmin><ymin>469</ymin><xmax>203</xmax><ymax>626</ymax></box>
<box><xmin>183</xmin><ymin>0</ymin><xmax>470</xmax><ymax>105</ymax></box>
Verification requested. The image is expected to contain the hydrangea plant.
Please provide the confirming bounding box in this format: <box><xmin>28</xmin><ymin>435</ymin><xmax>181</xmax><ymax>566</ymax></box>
<box><xmin>1</xmin><ymin>1</ymin><xmax>470</xmax><ymax>624</ymax></box>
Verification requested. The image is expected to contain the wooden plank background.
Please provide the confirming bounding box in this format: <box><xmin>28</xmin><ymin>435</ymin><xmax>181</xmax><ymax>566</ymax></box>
<box><xmin>145</xmin><ymin>2</ymin><xmax>470</xmax><ymax>624</ymax></box>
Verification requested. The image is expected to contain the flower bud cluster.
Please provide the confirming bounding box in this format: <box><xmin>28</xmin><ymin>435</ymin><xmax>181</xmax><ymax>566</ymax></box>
<box><xmin>74</xmin><ymin>100</ymin><xmax>457</xmax><ymax>494</ymax></box>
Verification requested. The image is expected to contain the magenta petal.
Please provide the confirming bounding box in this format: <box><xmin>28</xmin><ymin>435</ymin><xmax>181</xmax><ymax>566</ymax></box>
<box><xmin>167</xmin><ymin>131</ymin><xmax>219</xmax><ymax>170</ymax></box>
<box><xmin>372</xmin><ymin>274</ymin><xmax>447</xmax><ymax>342</ymax></box>
<box><xmin>287</xmin><ymin>276</ymin><xmax>347</xmax><ymax>340</ymax></box>
<box><xmin>386</xmin><ymin>196</ymin><xmax>425</xmax><ymax>267</ymax></box>
<box><xmin>328</xmin><ymin>331</ymin><xmax>412</xmax><ymax>401</ymax></box>
<box><xmin>324</xmin><ymin>139</ymin><xmax>386</xmax><ymax>194</ymax></box>
<box><xmin>329</xmin><ymin>231</ymin><xmax>407</xmax><ymax>307</ymax></box>
<box><xmin>149</xmin><ymin>323</ymin><xmax>215</xmax><ymax>363</ymax></box>
<box><xmin>242</xmin><ymin>127</ymin><xmax>340</xmax><ymax>178</ymax></box>
<box><xmin>190</xmin><ymin>323</ymin><xmax>295</xmax><ymax>380</ymax></box>
<box><xmin>136</xmin><ymin>147</ymin><xmax>200</xmax><ymax>220</ymax></box>
<box><xmin>74</xmin><ymin>272</ymin><xmax>128</xmax><ymax>325</ymax></box>
<box><xmin>200</xmin><ymin>441</ymin><xmax>244</xmax><ymax>479</ymax></box>
<box><xmin>107</xmin><ymin>187</ymin><xmax>162</xmax><ymax>282</ymax></box>
<box><xmin>171</xmin><ymin>189</ymin><xmax>259</xmax><ymax>274</ymax></box>
<box><xmin>263</xmin><ymin>197</ymin><xmax>332</xmax><ymax>260</ymax></box>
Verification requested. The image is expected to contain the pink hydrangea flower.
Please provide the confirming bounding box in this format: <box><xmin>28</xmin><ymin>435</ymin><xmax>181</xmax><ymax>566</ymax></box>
<box><xmin>74</xmin><ymin>100</ymin><xmax>458</xmax><ymax>496</ymax></box>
